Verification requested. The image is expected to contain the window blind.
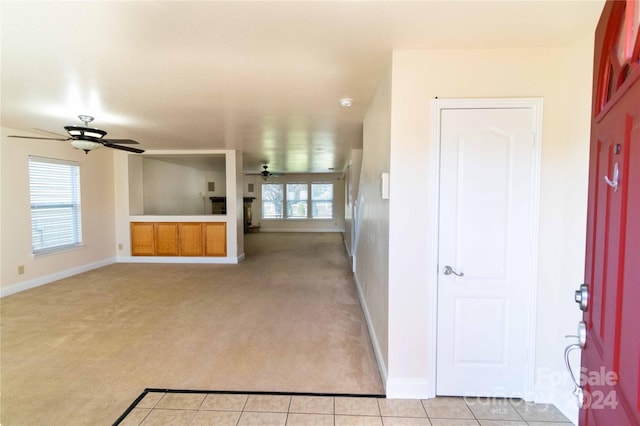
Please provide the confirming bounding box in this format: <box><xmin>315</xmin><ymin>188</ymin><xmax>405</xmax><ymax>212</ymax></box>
<box><xmin>261</xmin><ymin>183</ymin><xmax>284</xmax><ymax>219</ymax></box>
<box><xmin>311</xmin><ymin>183</ymin><xmax>333</xmax><ymax>219</ymax></box>
<box><xmin>286</xmin><ymin>183</ymin><xmax>308</xmax><ymax>219</ymax></box>
<box><xmin>28</xmin><ymin>156</ymin><xmax>82</xmax><ymax>255</ymax></box>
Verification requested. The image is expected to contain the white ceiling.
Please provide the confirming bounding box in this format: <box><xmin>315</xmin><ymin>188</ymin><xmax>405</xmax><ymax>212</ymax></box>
<box><xmin>1</xmin><ymin>1</ymin><xmax>604</xmax><ymax>173</ymax></box>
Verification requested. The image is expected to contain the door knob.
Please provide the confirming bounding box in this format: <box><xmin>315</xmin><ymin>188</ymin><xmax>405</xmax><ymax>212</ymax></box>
<box><xmin>574</xmin><ymin>284</ymin><xmax>589</xmax><ymax>311</ymax></box>
<box><xmin>443</xmin><ymin>265</ymin><xmax>464</xmax><ymax>277</ymax></box>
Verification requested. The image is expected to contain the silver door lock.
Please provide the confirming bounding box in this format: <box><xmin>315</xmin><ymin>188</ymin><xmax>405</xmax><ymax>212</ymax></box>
<box><xmin>574</xmin><ymin>284</ymin><xmax>589</xmax><ymax>311</ymax></box>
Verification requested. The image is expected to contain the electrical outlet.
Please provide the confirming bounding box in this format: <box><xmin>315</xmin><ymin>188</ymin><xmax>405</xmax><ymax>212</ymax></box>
<box><xmin>18</xmin><ymin>265</ymin><xmax>25</xmax><ymax>275</ymax></box>
<box><xmin>117</xmin><ymin>243</ymin><xmax>123</xmax><ymax>250</ymax></box>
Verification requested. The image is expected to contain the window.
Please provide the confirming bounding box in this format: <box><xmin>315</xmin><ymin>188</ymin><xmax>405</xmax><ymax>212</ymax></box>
<box><xmin>312</xmin><ymin>183</ymin><xmax>333</xmax><ymax>219</ymax></box>
<box><xmin>29</xmin><ymin>156</ymin><xmax>82</xmax><ymax>255</ymax></box>
<box><xmin>286</xmin><ymin>183</ymin><xmax>308</xmax><ymax>219</ymax></box>
<box><xmin>261</xmin><ymin>181</ymin><xmax>334</xmax><ymax>220</ymax></box>
<box><xmin>262</xmin><ymin>183</ymin><xmax>284</xmax><ymax>219</ymax></box>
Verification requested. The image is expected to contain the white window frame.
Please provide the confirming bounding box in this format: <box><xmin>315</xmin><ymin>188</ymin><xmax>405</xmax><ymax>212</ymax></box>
<box><xmin>29</xmin><ymin>156</ymin><xmax>83</xmax><ymax>256</ymax></box>
<box><xmin>261</xmin><ymin>183</ymin><xmax>284</xmax><ymax>219</ymax></box>
<box><xmin>261</xmin><ymin>181</ymin><xmax>334</xmax><ymax>220</ymax></box>
<box><xmin>311</xmin><ymin>182</ymin><xmax>333</xmax><ymax>219</ymax></box>
<box><xmin>286</xmin><ymin>183</ymin><xmax>309</xmax><ymax>219</ymax></box>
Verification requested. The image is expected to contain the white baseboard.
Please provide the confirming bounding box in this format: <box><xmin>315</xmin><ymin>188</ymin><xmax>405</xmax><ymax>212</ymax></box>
<box><xmin>353</xmin><ymin>272</ymin><xmax>389</xmax><ymax>391</ymax></box>
<box><xmin>386</xmin><ymin>378</ymin><xmax>431</xmax><ymax>399</ymax></box>
<box><xmin>343</xmin><ymin>237</ymin><xmax>352</xmax><ymax>257</ymax></box>
<box><xmin>1</xmin><ymin>258</ymin><xmax>115</xmax><ymax>298</ymax></box>
<box><xmin>2</xmin><ymin>254</ymin><xmax>245</xmax><ymax>298</ymax></box>
<box><xmin>116</xmin><ymin>256</ymin><xmax>241</xmax><ymax>264</ymax></box>
<box><xmin>354</xmin><ymin>270</ymin><xmax>432</xmax><ymax>399</ymax></box>
<box><xmin>259</xmin><ymin>228</ymin><xmax>346</xmax><ymax>233</ymax></box>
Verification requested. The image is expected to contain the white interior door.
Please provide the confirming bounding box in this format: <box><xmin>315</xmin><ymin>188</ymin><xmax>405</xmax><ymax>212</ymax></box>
<box><xmin>436</xmin><ymin>106</ymin><xmax>538</xmax><ymax>397</ymax></box>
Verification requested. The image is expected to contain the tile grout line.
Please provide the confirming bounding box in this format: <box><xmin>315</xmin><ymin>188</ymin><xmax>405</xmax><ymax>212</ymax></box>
<box><xmin>115</xmin><ymin>392</ymin><xmax>571</xmax><ymax>425</ymax></box>
<box><xmin>285</xmin><ymin>395</ymin><xmax>292</xmax><ymax>425</ymax></box>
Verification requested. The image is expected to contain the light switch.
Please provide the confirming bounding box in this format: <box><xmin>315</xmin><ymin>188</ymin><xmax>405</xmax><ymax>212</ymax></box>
<box><xmin>381</xmin><ymin>172</ymin><xmax>390</xmax><ymax>199</ymax></box>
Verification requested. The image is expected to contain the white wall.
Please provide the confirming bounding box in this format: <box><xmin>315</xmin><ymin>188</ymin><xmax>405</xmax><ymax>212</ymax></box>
<box><xmin>128</xmin><ymin>155</ymin><xmax>144</xmax><ymax>215</ymax></box>
<box><xmin>343</xmin><ymin>149</ymin><xmax>363</xmax><ymax>258</ymax></box>
<box><xmin>540</xmin><ymin>34</ymin><xmax>595</xmax><ymax>419</ymax></box>
<box><xmin>248</xmin><ymin>173</ymin><xmax>346</xmax><ymax>232</ymax></box>
<box><xmin>203</xmin><ymin>170</ymin><xmax>227</xmax><ymax>214</ymax></box>
<box><xmin>357</xmin><ymin>67</ymin><xmax>392</xmax><ymax>379</ymax></box>
<box><xmin>378</xmin><ymin>41</ymin><xmax>593</xmax><ymax>419</ymax></box>
<box><xmin>142</xmin><ymin>157</ymin><xmax>208</xmax><ymax>215</ymax></box>
<box><xmin>1</xmin><ymin>129</ymin><xmax>116</xmax><ymax>294</ymax></box>
<box><xmin>228</xmin><ymin>150</ymin><xmax>243</xmax><ymax>259</ymax></box>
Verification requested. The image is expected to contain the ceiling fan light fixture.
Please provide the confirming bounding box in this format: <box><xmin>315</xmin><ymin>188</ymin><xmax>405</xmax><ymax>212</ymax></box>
<box><xmin>84</xmin><ymin>130</ymin><xmax>106</xmax><ymax>138</ymax></box>
<box><xmin>70</xmin><ymin>139</ymin><xmax>102</xmax><ymax>152</ymax></box>
<box><xmin>260</xmin><ymin>165</ymin><xmax>272</xmax><ymax>181</ymax></box>
<box><xmin>64</xmin><ymin>125</ymin><xmax>107</xmax><ymax>139</ymax></box>
<box><xmin>8</xmin><ymin>114</ymin><xmax>144</xmax><ymax>154</ymax></box>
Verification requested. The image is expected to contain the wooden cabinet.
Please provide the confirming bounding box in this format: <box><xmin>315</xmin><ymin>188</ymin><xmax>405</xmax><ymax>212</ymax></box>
<box><xmin>179</xmin><ymin>222</ymin><xmax>203</xmax><ymax>256</ymax></box>
<box><xmin>130</xmin><ymin>222</ymin><xmax>226</xmax><ymax>257</ymax></box>
<box><xmin>131</xmin><ymin>222</ymin><xmax>155</xmax><ymax>256</ymax></box>
<box><xmin>155</xmin><ymin>223</ymin><xmax>179</xmax><ymax>256</ymax></box>
<box><xmin>204</xmin><ymin>222</ymin><xmax>227</xmax><ymax>256</ymax></box>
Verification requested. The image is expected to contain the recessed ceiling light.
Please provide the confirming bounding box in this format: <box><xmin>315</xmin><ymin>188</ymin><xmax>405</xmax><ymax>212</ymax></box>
<box><xmin>339</xmin><ymin>98</ymin><xmax>353</xmax><ymax>107</ymax></box>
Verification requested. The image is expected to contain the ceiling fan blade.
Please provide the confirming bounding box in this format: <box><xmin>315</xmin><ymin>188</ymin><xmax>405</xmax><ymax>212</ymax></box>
<box><xmin>33</xmin><ymin>128</ymin><xmax>68</xmax><ymax>138</ymax></box>
<box><xmin>8</xmin><ymin>135</ymin><xmax>69</xmax><ymax>141</ymax></box>
<box><xmin>103</xmin><ymin>143</ymin><xmax>145</xmax><ymax>154</ymax></box>
<box><xmin>101</xmin><ymin>138</ymin><xmax>140</xmax><ymax>145</ymax></box>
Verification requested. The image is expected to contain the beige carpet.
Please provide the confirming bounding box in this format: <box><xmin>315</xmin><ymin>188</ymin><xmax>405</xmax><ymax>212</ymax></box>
<box><xmin>0</xmin><ymin>232</ymin><xmax>383</xmax><ymax>425</ymax></box>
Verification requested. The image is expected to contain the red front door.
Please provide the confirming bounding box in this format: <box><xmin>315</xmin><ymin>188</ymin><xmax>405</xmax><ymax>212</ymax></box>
<box><xmin>580</xmin><ymin>1</ymin><xmax>640</xmax><ymax>425</ymax></box>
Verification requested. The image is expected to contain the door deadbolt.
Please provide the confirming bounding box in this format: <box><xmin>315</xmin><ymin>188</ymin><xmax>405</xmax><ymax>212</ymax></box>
<box><xmin>574</xmin><ymin>284</ymin><xmax>589</xmax><ymax>311</ymax></box>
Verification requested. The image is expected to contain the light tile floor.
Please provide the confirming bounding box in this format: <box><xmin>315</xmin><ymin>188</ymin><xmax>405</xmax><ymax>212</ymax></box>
<box><xmin>116</xmin><ymin>392</ymin><xmax>573</xmax><ymax>426</ymax></box>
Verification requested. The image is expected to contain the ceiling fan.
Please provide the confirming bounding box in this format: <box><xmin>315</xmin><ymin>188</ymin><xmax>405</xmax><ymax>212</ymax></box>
<box><xmin>246</xmin><ymin>165</ymin><xmax>283</xmax><ymax>181</ymax></box>
<box><xmin>8</xmin><ymin>115</ymin><xmax>145</xmax><ymax>154</ymax></box>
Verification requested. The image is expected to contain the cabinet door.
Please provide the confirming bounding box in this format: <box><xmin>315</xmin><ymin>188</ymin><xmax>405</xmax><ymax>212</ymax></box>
<box><xmin>179</xmin><ymin>222</ymin><xmax>203</xmax><ymax>256</ymax></box>
<box><xmin>204</xmin><ymin>222</ymin><xmax>226</xmax><ymax>256</ymax></box>
<box><xmin>131</xmin><ymin>222</ymin><xmax>155</xmax><ymax>256</ymax></box>
<box><xmin>155</xmin><ymin>222</ymin><xmax>179</xmax><ymax>256</ymax></box>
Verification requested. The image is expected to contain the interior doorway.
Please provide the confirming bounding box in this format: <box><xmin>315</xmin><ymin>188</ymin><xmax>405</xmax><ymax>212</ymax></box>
<box><xmin>433</xmin><ymin>99</ymin><xmax>542</xmax><ymax>398</ymax></box>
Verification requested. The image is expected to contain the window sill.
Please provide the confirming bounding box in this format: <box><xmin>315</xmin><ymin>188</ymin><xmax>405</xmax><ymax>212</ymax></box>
<box><xmin>32</xmin><ymin>244</ymin><xmax>85</xmax><ymax>258</ymax></box>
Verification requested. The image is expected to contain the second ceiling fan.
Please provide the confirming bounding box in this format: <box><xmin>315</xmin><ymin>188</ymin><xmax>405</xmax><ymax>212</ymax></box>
<box><xmin>245</xmin><ymin>165</ymin><xmax>284</xmax><ymax>181</ymax></box>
